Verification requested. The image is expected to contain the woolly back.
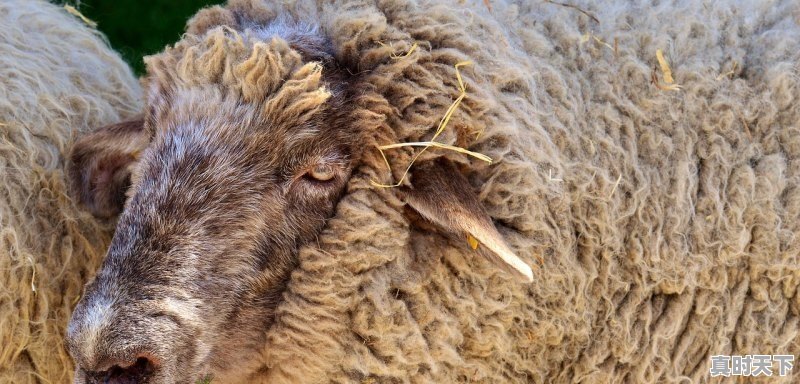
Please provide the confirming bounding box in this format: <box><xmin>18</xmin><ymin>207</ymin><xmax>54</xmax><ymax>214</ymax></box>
<box><xmin>179</xmin><ymin>0</ymin><xmax>800</xmax><ymax>383</ymax></box>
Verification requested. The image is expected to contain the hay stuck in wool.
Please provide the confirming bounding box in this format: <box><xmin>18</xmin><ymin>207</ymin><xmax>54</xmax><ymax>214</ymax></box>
<box><xmin>656</xmin><ymin>49</ymin><xmax>675</xmax><ymax>84</ymax></box>
<box><xmin>654</xmin><ymin>48</ymin><xmax>682</xmax><ymax>91</ymax></box>
<box><xmin>371</xmin><ymin>60</ymin><xmax>492</xmax><ymax>188</ymax></box>
<box><xmin>717</xmin><ymin>60</ymin><xmax>739</xmax><ymax>81</ymax></box>
<box><xmin>63</xmin><ymin>4</ymin><xmax>98</xmax><ymax>28</ymax></box>
<box><xmin>11</xmin><ymin>0</ymin><xmax>800</xmax><ymax>382</ymax></box>
<box><xmin>545</xmin><ymin>0</ymin><xmax>599</xmax><ymax>23</ymax></box>
<box><xmin>0</xmin><ymin>1</ymin><xmax>141</xmax><ymax>383</ymax></box>
<box><xmin>218</xmin><ymin>0</ymin><xmax>797</xmax><ymax>382</ymax></box>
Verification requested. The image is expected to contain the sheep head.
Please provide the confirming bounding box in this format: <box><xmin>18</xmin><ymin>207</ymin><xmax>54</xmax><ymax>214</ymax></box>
<box><xmin>65</xmin><ymin>21</ymin><xmax>531</xmax><ymax>384</ymax></box>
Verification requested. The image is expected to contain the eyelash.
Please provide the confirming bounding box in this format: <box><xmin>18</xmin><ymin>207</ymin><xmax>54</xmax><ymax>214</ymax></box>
<box><xmin>285</xmin><ymin>155</ymin><xmax>349</xmax><ymax>192</ymax></box>
<box><xmin>305</xmin><ymin>164</ymin><xmax>337</xmax><ymax>182</ymax></box>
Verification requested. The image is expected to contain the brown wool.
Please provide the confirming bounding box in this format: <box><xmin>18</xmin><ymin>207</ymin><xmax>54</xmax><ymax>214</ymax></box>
<box><xmin>6</xmin><ymin>0</ymin><xmax>800</xmax><ymax>382</ymax></box>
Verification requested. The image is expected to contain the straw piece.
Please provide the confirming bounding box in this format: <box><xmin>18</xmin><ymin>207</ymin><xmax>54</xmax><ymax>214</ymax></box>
<box><xmin>656</xmin><ymin>49</ymin><xmax>674</xmax><ymax>84</ymax></box>
<box><xmin>545</xmin><ymin>0</ymin><xmax>599</xmax><ymax>23</ymax></box>
<box><xmin>372</xmin><ymin>61</ymin><xmax>492</xmax><ymax>188</ymax></box>
<box><xmin>651</xmin><ymin>65</ymin><xmax>682</xmax><ymax>91</ymax></box>
<box><xmin>608</xmin><ymin>174</ymin><xmax>622</xmax><ymax>198</ymax></box>
<box><xmin>716</xmin><ymin>61</ymin><xmax>738</xmax><ymax>81</ymax></box>
<box><xmin>579</xmin><ymin>32</ymin><xmax>613</xmax><ymax>52</ymax></box>
<box><xmin>378</xmin><ymin>141</ymin><xmax>492</xmax><ymax>162</ymax></box>
<box><xmin>64</xmin><ymin>5</ymin><xmax>97</xmax><ymax>28</ymax></box>
<box><xmin>739</xmin><ymin>111</ymin><xmax>752</xmax><ymax>140</ymax></box>
<box><xmin>548</xmin><ymin>169</ymin><xmax>563</xmax><ymax>182</ymax></box>
<box><xmin>379</xmin><ymin>41</ymin><xmax>419</xmax><ymax>60</ymax></box>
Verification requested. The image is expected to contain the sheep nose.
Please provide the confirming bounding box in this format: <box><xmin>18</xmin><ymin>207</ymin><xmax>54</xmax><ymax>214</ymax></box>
<box><xmin>66</xmin><ymin>296</ymin><xmax>166</xmax><ymax>384</ymax></box>
<box><xmin>82</xmin><ymin>356</ymin><xmax>157</xmax><ymax>384</ymax></box>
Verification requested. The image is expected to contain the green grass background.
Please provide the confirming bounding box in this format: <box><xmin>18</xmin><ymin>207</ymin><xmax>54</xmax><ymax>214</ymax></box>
<box><xmin>67</xmin><ymin>1</ymin><xmax>222</xmax><ymax>74</ymax></box>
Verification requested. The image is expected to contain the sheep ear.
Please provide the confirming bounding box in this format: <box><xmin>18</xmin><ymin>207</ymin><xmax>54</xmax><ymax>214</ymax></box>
<box><xmin>68</xmin><ymin>118</ymin><xmax>148</xmax><ymax>219</ymax></box>
<box><xmin>401</xmin><ymin>158</ymin><xmax>534</xmax><ymax>283</ymax></box>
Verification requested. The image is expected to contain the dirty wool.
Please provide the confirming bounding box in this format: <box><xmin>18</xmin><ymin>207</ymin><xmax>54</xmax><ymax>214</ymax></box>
<box><xmin>0</xmin><ymin>1</ymin><xmax>141</xmax><ymax>383</ymax></box>
<box><xmin>179</xmin><ymin>0</ymin><xmax>800</xmax><ymax>382</ymax></box>
<box><xmin>4</xmin><ymin>0</ymin><xmax>800</xmax><ymax>382</ymax></box>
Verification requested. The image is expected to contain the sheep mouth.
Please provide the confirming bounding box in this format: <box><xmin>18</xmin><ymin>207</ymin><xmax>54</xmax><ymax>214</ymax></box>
<box><xmin>84</xmin><ymin>357</ymin><xmax>156</xmax><ymax>384</ymax></box>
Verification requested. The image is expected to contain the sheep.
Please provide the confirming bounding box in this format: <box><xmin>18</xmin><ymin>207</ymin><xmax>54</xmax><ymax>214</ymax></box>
<box><xmin>0</xmin><ymin>1</ymin><xmax>142</xmax><ymax>383</ymax></box>
<box><xmin>64</xmin><ymin>0</ymin><xmax>800</xmax><ymax>383</ymax></box>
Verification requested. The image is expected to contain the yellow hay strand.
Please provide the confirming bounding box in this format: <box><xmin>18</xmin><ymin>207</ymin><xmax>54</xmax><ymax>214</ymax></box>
<box><xmin>608</xmin><ymin>174</ymin><xmax>622</xmax><ymax>198</ymax></box>
<box><xmin>63</xmin><ymin>5</ymin><xmax>97</xmax><ymax>28</ymax></box>
<box><xmin>579</xmin><ymin>32</ymin><xmax>613</xmax><ymax>52</ymax></box>
<box><xmin>483</xmin><ymin>0</ymin><xmax>493</xmax><ymax>12</ymax></box>
<box><xmin>372</xmin><ymin>61</ymin><xmax>492</xmax><ymax>188</ymax></box>
<box><xmin>378</xmin><ymin>141</ymin><xmax>492</xmax><ymax>162</ymax></box>
<box><xmin>379</xmin><ymin>42</ymin><xmax>419</xmax><ymax>60</ymax></box>
<box><xmin>592</xmin><ymin>35</ymin><xmax>613</xmax><ymax>51</ymax></box>
<box><xmin>651</xmin><ymin>63</ymin><xmax>682</xmax><ymax>92</ymax></box>
<box><xmin>716</xmin><ymin>61</ymin><xmax>738</xmax><ymax>81</ymax></box>
<box><xmin>656</xmin><ymin>49</ymin><xmax>675</xmax><ymax>84</ymax></box>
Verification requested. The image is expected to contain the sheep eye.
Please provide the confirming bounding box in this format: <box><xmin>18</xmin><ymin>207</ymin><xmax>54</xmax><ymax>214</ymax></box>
<box><xmin>306</xmin><ymin>164</ymin><xmax>336</xmax><ymax>182</ymax></box>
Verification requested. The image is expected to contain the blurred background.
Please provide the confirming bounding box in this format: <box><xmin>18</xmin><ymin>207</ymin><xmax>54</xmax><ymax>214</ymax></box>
<box><xmin>67</xmin><ymin>0</ymin><xmax>222</xmax><ymax>74</ymax></box>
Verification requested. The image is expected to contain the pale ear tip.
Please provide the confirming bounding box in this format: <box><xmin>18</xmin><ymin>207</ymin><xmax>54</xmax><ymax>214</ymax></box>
<box><xmin>518</xmin><ymin>265</ymin><xmax>534</xmax><ymax>283</ymax></box>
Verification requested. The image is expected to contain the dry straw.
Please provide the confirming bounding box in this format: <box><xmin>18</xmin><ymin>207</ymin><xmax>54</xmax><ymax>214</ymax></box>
<box><xmin>580</xmin><ymin>32</ymin><xmax>614</xmax><ymax>52</ymax></box>
<box><xmin>63</xmin><ymin>5</ymin><xmax>97</xmax><ymax>28</ymax></box>
<box><xmin>379</xmin><ymin>42</ymin><xmax>418</xmax><ymax>59</ymax></box>
<box><xmin>371</xmin><ymin>60</ymin><xmax>492</xmax><ymax>188</ymax></box>
<box><xmin>545</xmin><ymin>0</ymin><xmax>600</xmax><ymax>23</ymax></box>
<box><xmin>716</xmin><ymin>60</ymin><xmax>738</xmax><ymax>80</ymax></box>
<box><xmin>652</xmin><ymin>49</ymin><xmax>682</xmax><ymax>91</ymax></box>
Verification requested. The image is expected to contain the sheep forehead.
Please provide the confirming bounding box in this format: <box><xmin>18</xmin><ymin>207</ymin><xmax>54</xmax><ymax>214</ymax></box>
<box><xmin>143</xmin><ymin>26</ymin><xmax>334</xmax><ymax>149</ymax></box>
<box><xmin>145</xmin><ymin>26</ymin><xmax>309</xmax><ymax>102</ymax></box>
<box><xmin>142</xmin><ymin>90</ymin><xmax>330</xmax><ymax>165</ymax></box>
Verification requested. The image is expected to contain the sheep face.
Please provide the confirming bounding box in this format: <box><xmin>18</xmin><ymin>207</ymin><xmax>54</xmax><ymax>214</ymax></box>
<box><xmin>64</xmin><ymin>20</ymin><xmax>533</xmax><ymax>384</ymax></box>
<box><xmin>65</xmin><ymin>28</ymin><xmax>355</xmax><ymax>383</ymax></box>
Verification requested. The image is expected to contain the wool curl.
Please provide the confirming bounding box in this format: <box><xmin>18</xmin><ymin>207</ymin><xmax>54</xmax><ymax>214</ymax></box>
<box><xmin>179</xmin><ymin>0</ymin><xmax>800</xmax><ymax>383</ymax></box>
<box><xmin>16</xmin><ymin>0</ymin><xmax>799</xmax><ymax>382</ymax></box>
<box><xmin>0</xmin><ymin>1</ymin><xmax>141</xmax><ymax>383</ymax></box>
<box><xmin>143</xmin><ymin>27</ymin><xmax>333</xmax><ymax>134</ymax></box>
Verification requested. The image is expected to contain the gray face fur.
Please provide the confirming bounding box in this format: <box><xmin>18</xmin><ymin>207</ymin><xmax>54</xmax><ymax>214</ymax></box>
<box><xmin>66</xmin><ymin>22</ymin><xmax>357</xmax><ymax>383</ymax></box>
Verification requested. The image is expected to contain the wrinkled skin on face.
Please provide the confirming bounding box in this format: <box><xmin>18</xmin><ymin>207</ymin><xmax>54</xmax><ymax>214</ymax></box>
<box><xmin>65</xmin><ymin>15</ymin><xmax>532</xmax><ymax>384</ymax></box>
<box><xmin>66</xmin><ymin>23</ymin><xmax>358</xmax><ymax>383</ymax></box>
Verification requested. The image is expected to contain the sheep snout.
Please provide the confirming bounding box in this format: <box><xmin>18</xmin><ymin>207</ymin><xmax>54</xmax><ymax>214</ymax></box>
<box><xmin>66</xmin><ymin>297</ymin><xmax>182</xmax><ymax>384</ymax></box>
<box><xmin>81</xmin><ymin>357</ymin><xmax>156</xmax><ymax>384</ymax></box>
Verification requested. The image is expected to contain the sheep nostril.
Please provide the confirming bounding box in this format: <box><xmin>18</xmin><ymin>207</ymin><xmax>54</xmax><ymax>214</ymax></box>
<box><xmin>87</xmin><ymin>356</ymin><xmax>156</xmax><ymax>384</ymax></box>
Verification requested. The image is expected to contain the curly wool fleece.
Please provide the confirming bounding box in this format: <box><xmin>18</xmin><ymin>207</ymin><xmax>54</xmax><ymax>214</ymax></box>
<box><xmin>173</xmin><ymin>0</ymin><xmax>800</xmax><ymax>382</ymax></box>
<box><xmin>0</xmin><ymin>1</ymin><xmax>141</xmax><ymax>383</ymax></box>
